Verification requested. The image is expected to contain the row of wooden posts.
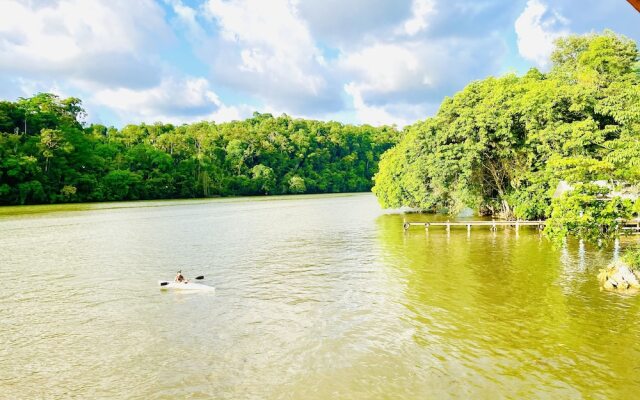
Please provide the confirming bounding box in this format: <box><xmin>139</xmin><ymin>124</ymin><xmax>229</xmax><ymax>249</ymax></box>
<box><xmin>403</xmin><ymin>220</ymin><xmax>546</xmax><ymax>232</ymax></box>
<box><xmin>402</xmin><ymin>219</ymin><xmax>640</xmax><ymax>233</ymax></box>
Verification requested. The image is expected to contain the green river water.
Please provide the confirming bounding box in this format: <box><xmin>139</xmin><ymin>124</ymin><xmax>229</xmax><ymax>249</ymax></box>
<box><xmin>1</xmin><ymin>193</ymin><xmax>639</xmax><ymax>399</ymax></box>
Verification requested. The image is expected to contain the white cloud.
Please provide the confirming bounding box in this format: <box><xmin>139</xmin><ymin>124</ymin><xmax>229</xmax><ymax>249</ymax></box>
<box><xmin>92</xmin><ymin>75</ymin><xmax>254</xmax><ymax>124</ymax></box>
<box><xmin>199</xmin><ymin>0</ymin><xmax>339</xmax><ymax>112</ymax></box>
<box><xmin>515</xmin><ymin>0</ymin><xmax>569</xmax><ymax>68</ymax></box>
<box><xmin>297</xmin><ymin>0</ymin><xmax>413</xmax><ymax>46</ymax></box>
<box><xmin>15</xmin><ymin>78</ymin><xmax>67</xmax><ymax>99</ymax></box>
<box><xmin>399</xmin><ymin>0</ymin><xmax>436</xmax><ymax>36</ymax></box>
<box><xmin>0</xmin><ymin>0</ymin><xmax>171</xmax><ymax>84</ymax></box>
<box><xmin>209</xmin><ymin>104</ymin><xmax>254</xmax><ymax>123</ymax></box>
<box><xmin>336</xmin><ymin>28</ymin><xmax>505</xmax><ymax>126</ymax></box>
<box><xmin>344</xmin><ymin>83</ymin><xmax>435</xmax><ymax>127</ymax></box>
<box><xmin>342</xmin><ymin>43</ymin><xmax>424</xmax><ymax>95</ymax></box>
<box><xmin>176</xmin><ymin>0</ymin><xmax>508</xmax><ymax>123</ymax></box>
<box><xmin>204</xmin><ymin>0</ymin><xmax>313</xmax><ymax>57</ymax></box>
<box><xmin>345</xmin><ymin>83</ymin><xmax>409</xmax><ymax>126</ymax></box>
<box><xmin>340</xmin><ymin>36</ymin><xmax>503</xmax><ymax>106</ymax></box>
<box><xmin>93</xmin><ymin>77</ymin><xmax>218</xmax><ymax>123</ymax></box>
<box><xmin>164</xmin><ymin>0</ymin><xmax>207</xmax><ymax>40</ymax></box>
<box><xmin>10</xmin><ymin>0</ymin><xmax>632</xmax><ymax>129</ymax></box>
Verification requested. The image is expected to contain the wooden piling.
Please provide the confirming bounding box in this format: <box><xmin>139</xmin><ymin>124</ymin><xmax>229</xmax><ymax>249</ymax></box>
<box><xmin>402</xmin><ymin>218</ymin><xmax>640</xmax><ymax>234</ymax></box>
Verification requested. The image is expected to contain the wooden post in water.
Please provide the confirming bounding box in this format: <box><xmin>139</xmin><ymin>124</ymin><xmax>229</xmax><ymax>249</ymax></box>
<box><xmin>402</xmin><ymin>219</ymin><xmax>549</xmax><ymax>232</ymax></box>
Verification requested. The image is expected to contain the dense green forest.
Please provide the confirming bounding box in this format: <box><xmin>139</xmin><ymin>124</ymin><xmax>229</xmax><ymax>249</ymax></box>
<box><xmin>0</xmin><ymin>96</ymin><xmax>397</xmax><ymax>205</ymax></box>
<box><xmin>373</xmin><ymin>31</ymin><xmax>640</xmax><ymax>242</ymax></box>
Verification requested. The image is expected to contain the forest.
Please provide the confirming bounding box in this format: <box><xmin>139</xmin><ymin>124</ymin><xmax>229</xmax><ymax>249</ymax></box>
<box><xmin>0</xmin><ymin>96</ymin><xmax>397</xmax><ymax>205</ymax></box>
<box><xmin>373</xmin><ymin>31</ymin><xmax>640</xmax><ymax>242</ymax></box>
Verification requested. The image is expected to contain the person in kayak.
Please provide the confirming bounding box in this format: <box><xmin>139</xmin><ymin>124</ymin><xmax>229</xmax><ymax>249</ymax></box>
<box><xmin>174</xmin><ymin>270</ymin><xmax>188</xmax><ymax>283</ymax></box>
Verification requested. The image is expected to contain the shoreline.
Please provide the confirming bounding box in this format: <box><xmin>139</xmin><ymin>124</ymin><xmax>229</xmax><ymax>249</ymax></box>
<box><xmin>0</xmin><ymin>191</ymin><xmax>374</xmax><ymax>216</ymax></box>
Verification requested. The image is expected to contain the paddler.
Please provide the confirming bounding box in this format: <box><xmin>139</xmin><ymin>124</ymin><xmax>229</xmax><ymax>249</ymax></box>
<box><xmin>174</xmin><ymin>270</ymin><xmax>188</xmax><ymax>283</ymax></box>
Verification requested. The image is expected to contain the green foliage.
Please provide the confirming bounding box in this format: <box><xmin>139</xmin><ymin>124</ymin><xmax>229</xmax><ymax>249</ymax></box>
<box><xmin>0</xmin><ymin>94</ymin><xmax>397</xmax><ymax>205</ymax></box>
<box><xmin>100</xmin><ymin>170</ymin><xmax>143</xmax><ymax>201</ymax></box>
<box><xmin>288</xmin><ymin>176</ymin><xmax>306</xmax><ymax>194</ymax></box>
<box><xmin>544</xmin><ymin>183</ymin><xmax>633</xmax><ymax>244</ymax></box>
<box><xmin>622</xmin><ymin>246</ymin><xmax>640</xmax><ymax>269</ymax></box>
<box><xmin>251</xmin><ymin>164</ymin><xmax>275</xmax><ymax>194</ymax></box>
<box><xmin>373</xmin><ymin>31</ymin><xmax>640</xmax><ymax>243</ymax></box>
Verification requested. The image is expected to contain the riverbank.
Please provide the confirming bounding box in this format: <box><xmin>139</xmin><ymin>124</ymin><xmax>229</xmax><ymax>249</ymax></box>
<box><xmin>0</xmin><ymin>191</ymin><xmax>372</xmax><ymax>217</ymax></box>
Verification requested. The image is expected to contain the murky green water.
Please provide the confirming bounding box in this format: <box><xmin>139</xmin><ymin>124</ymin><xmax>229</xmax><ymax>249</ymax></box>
<box><xmin>1</xmin><ymin>193</ymin><xmax>639</xmax><ymax>399</ymax></box>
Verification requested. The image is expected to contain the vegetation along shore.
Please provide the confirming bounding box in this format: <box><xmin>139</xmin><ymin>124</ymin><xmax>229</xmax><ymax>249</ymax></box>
<box><xmin>0</xmin><ymin>102</ymin><xmax>397</xmax><ymax>204</ymax></box>
<box><xmin>2</xmin><ymin>31</ymin><xmax>639</xmax><ymax>247</ymax></box>
<box><xmin>373</xmin><ymin>31</ymin><xmax>640</xmax><ymax>244</ymax></box>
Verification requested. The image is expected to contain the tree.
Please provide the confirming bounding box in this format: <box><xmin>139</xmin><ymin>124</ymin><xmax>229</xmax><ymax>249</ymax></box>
<box><xmin>373</xmin><ymin>31</ymin><xmax>640</xmax><ymax>243</ymax></box>
<box><xmin>288</xmin><ymin>176</ymin><xmax>306</xmax><ymax>194</ymax></box>
<box><xmin>544</xmin><ymin>183</ymin><xmax>633</xmax><ymax>244</ymax></box>
<box><xmin>100</xmin><ymin>170</ymin><xmax>142</xmax><ymax>201</ymax></box>
<box><xmin>251</xmin><ymin>164</ymin><xmax>275</xmax><ymax>194</ymax></box>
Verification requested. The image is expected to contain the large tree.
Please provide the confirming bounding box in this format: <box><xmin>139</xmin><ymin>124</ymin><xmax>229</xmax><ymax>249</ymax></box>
<box><xmin>373</xmin><ymin>31</ymin><xmax>640</xmax><ymax>241</ymax></box>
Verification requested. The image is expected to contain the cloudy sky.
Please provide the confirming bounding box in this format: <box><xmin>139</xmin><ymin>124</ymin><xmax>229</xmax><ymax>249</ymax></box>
<box><xmin>0</xmin><ymin>0</ymin><xmax>638</xmax><ymax>127</ymax></box>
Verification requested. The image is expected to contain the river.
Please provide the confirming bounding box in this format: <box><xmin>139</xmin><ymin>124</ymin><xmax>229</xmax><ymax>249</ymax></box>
<box><xmin>1</xmin><ymin>193</ymin><xmax>639</xmax><ymax>399</ymax></box>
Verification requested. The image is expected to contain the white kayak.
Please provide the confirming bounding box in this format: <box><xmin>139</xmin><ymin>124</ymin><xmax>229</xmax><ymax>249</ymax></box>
<box><xmin>158</xmin><ymin>280</ymin><xmax>215</xmax><ymax>291</ymax></box>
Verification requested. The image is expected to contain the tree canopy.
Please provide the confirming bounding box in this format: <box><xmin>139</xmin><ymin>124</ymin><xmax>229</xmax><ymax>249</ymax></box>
<box><xmin>373</xmin><ymin>31</ymin><xmax>640</xmax><ymax>242</ymax></box>
<box><xmin>0</xmin><ymin>98</ymin><xmax>397</xmax><ymax>205</ymax></box>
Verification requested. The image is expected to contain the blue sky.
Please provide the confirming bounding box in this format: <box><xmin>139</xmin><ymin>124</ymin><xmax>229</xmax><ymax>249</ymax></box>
<box><xmin>0</xmin><ymin>0</ymin><xmax>638</xmax><ymax>127</ymax></box>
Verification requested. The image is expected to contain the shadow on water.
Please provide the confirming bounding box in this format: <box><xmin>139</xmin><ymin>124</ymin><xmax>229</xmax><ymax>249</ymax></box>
<box><xmin>374</xmin><ymin>213</ymin><xmax>640</xmax><ymax>399</ymax></box>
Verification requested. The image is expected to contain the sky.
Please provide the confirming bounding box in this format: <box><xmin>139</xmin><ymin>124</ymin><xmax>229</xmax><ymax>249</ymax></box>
<box><xmin>0</xmin><ymin>0</ymin><xmax>638</xmax><ymax>128</ymax></box>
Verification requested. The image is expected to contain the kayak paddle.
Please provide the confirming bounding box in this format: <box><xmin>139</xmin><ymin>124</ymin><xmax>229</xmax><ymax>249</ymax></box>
<box><xmin>160</xmin><ymin>276</ymin><xmax>204</xmax><ymax>286</ymax></box>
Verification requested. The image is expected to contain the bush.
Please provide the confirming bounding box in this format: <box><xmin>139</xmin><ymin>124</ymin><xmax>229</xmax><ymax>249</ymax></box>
<box><xmin>622</xmin><ymin>247</ymin><xmax>640</xmax><ymax>269</ymax></box>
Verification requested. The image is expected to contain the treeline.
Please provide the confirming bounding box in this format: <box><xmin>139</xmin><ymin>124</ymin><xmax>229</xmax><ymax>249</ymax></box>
<box><xmin>0</xmin><ymin>95</ymin><xmax>397</xmax><ymax>205</ymax></box>
<box><xmin>373</xmin><ymin>31</ymin><xmax>640</xmax><ymax>242</ymax></box>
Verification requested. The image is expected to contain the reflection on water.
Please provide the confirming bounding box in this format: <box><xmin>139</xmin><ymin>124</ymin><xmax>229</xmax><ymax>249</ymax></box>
<box><xmin>378</xmin><ymin>215</ymin><xmax>640</xmax><ymax>398</ymax></box>
<box><xmin>1</xmin><ymin>193</ymin><xmax>640</xmax><ymax>399</ymax></box>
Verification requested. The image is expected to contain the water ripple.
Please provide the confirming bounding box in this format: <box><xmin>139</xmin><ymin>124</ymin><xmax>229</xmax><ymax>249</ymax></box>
<box><xmin>1</xmin><ymin>194</ymin><xmax>640</xmax><ymax>398</ymax></box>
